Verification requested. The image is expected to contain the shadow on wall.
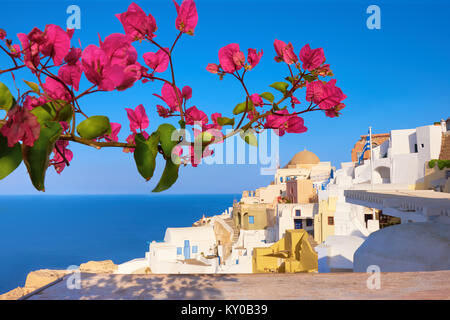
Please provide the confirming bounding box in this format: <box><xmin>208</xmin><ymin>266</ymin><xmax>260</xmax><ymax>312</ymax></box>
<box><xmin>53</xmin><ymin>274</ymin><xmax>239</xmax><ymax>300</ymax></box>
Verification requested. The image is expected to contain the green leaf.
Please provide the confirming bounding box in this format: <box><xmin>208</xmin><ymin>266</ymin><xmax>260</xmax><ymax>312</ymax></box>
<box><xmin>133</xmin><ymin>132</ymin><xmax>160</xmax><ymax>181</ymax></box>
<box><xmin>0</xmin><ymin>134</ymin><xmax>22</xmax><ymax>180</ymax></box>
<box><xmin>23</xmin><ymin>80</ymin><xmax>40</xmax><ymax>94</ymax></box>
<box><xmin>269</xmin><ymin>82</ymin><xmax>289</xmax><ymax>94</ymax></box>
<box><xmin>22</xmin><ymin>122</ymin><xmax>63</xmax><ymax>191</ymax></box>
<box><xmin>303</xmin><ymin>74</ymin><xmax>316</xmax><ymax>83</ymax></box>
<box><xmin>0</xmin><ymin>82</ymin><xmax>14</xmax><ymax>111</ymax></box>
<box><xmin>152</xmin><ymin>159</ymin><xmax>180</xmax><ymax>193</ymax></box>
<box><xmin>259</xmin><ymin>92</ymin><xmax>275</xmax><ymax>103</ymax></box>
<box><xmin>285</xmin><ymin>76</ymin><xmax>294</xmax><ymax>84</ymax></box>
<box><xmin>31</xmin><ymin>102</ymin><xmax>73</xmax><ymax>125</ymax></box>
<box><xmin>76</xmin><ymin>116</ymin><xmax>111</xmax><ymax>140</ymax></box>
<box><xmin>239</xmin><ymin>130</ymin><xmax>258</xmax><ymax>146</ymax></box>
<box><xmin>233</xmin><ymin>100</ymin><xmax>254</xmax><ymax>115</ymax></box>
<box><xmin>216</xmin><ymin>117</ymin><xmax>235</xmax><ymax>126</ymax></box>
<box><xmin>156</xmin><ymin>123</ymin><xmax>178</xmax><ymax>159</ymax></box>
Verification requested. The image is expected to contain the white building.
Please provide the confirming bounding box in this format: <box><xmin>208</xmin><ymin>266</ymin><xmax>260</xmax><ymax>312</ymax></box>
<box><xmin>354</xmin><ymin>124</ymin><xmax>443</xmax><ymax>185</ymax></box>
<box><xmin>148</xmin><ymin>225</ymin><xmax>218</xmax><ymax>274</ymax></box>
<box><xmin>267</xmin><ymin>203</ymin><xmax>318</xmax><ymax>242</ymax></box>
<box><xmin>315</xmin><ymin>122</ymin><xmax>446</xmax><ymax>272</ymax></box>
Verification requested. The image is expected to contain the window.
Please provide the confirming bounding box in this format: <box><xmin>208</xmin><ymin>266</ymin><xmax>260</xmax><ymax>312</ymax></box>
<box><xmin>176</xmin><ymin>247</ymin><xmax>182</xmax><ymax>255</ymax></box>
<box><xmin>414</xmin><ymin>144</ymin><xmax>418</xmax><ymax>153</ymax></box>
<box><xmin>295</xmin><ymin>209</ymin><xmax>301</xmax><ymax>216</ymax></box>
<box><xmin>421</xmin><ymin>143</ymin><xmax>424</xmax><ymax>148</ymax></box>
<box><xmin>280</xmin><ymin>177</ymin><xmax>283</xmax><ymax>183</ymax></box>
<box><xmin>249</xmin><ymin>216</ymin><xmax>255</xmax><ymax>224</ymax></box>
<box><xmin>328</xmin><ymin>217</ymin><xmax>334</xmax><ymax>225</ymax></box>
<box><xmin>192</xmin><ymin>246</ymin><xmax>198</xmax><ymax>254</ymax></box>
<box><xmin>306</xmin><ymin>219</ymin><xmax>313</xmax><ymax>227</ymax></box>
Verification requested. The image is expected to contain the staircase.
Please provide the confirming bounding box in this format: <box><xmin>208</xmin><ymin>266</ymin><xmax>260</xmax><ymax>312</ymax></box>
<box><xmin>223</xmin><ymin>218</ymin><xmax>240</xmax><ymax>244</ymax></box>
<box><xmin>307</xmin><ymin>234</ymin><xmax>319</xmax><ymax>248</ymax></box>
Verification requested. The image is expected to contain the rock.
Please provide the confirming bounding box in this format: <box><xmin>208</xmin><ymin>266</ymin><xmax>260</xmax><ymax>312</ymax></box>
<box><xmin>25</xmin><ymin>269</ymin><xmax>68</xmax><ymax>290</ymax></box>
<box><xmin>131</xmin><ymin>267</ymin><xmax>152</xmax><ymax>274</ymax></box>
<box><xmin>79</xmin><ymin>260</ymin><xmax>118</xmax><ymax>273</ymax></box>
<box><xmin>0</xmin><ymin>287</ymin><xmax>34</xmax><ymax>300</ymax></box>
<box><xmin>354</xmin><ymin>222</ymin><xmax>450</xmax><ymax>272</ymax></box>
<box><xmin>0</xmin><ymin>269</ymin><xmax>68</xmax><ymax>300</ymax></box>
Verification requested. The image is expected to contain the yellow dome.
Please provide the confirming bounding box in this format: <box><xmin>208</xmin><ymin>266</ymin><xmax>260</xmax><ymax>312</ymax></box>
<box><xmin>287</xmin><ymin>150</ymin><xmax>320</xmax><ymax>166</ymax></box>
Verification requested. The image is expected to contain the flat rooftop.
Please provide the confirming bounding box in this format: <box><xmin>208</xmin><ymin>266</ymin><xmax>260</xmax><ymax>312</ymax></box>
<box><xmin>24</xmin><ymin>271</ymin><xmax>450</xmax><ymax>300</ymax></box>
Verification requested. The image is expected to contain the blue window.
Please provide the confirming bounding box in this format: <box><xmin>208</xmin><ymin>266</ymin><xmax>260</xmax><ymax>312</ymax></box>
<box><xmin>294</xmin><ymin>219</ymin><xmax>303</xmax><ymax>229</ymax></box>
<box><xmin>249</xmin><ymin>216</ymin><xmax>255</xmax><ymax>224</ymax></box>
<box><xmin>192</xmin><ymin>245</ymin><xmax>198</xmax><ymax>253</ymax></box>
<box><xmin>236</xmin><ymin>259</ymin><xmax>239</xmax><ymax>264</ymax></box>
<box><xmin>306</xmin><ymin>219</ymin><xmax>313</xmax><ymax>227</ymax></box>
<box><xmin>176</xmin><ymin>247</ymin><xmax>182</xmax><ymax>255</ymax></box>
<box><xmin>280</xmin><ymin>177</ymin><xmax>283</xmax><ymax>182</ymax></box>
<box><xmin>295</xmin><ymin>209</ymin><xmax>301</xmax><ymax>216</ymax></box>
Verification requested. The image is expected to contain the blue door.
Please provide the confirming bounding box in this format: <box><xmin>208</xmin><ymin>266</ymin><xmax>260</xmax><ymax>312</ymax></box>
<box><xmin>183</xmin><ymin>240</ymin><xmax>190</xmax><ymax>259</ymax></box>
<box><xmin>294</xmin><ymin>219</ymin><xmax>303</xmax><ymax>230</ymax></box>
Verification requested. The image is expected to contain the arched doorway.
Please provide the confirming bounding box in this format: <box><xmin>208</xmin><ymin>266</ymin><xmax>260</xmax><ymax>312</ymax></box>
<box><xmin>374</xmin><ymin>166</ymin><xmax>390</xmax><ymax>183</ymax></box>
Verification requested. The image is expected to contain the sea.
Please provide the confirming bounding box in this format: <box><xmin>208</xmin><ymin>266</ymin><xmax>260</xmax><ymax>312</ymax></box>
<box><xmin>0</xmin><ymin>194</ymin><xmax>240</xmax><ymax>294</ymax></box>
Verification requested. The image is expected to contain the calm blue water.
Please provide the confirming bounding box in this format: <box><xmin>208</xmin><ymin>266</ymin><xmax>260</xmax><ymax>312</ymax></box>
<box><xmin>0</xmin><ymin>194</ymin><xmax>239</xmax><ymax>294</ymax></box>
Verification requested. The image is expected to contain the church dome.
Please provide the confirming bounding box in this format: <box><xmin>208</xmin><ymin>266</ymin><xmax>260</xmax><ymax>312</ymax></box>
<box><xmin>287</xmin><ymin>150</ymin><xmax>320</xmax><ymax>166</ymax></box>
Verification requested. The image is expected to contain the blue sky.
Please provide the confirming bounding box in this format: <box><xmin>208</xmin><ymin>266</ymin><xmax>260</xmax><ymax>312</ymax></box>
<box><xmin>0</xmin><ymin>0</ymin><xmax>449</xmax><ymax>194</ymax></box>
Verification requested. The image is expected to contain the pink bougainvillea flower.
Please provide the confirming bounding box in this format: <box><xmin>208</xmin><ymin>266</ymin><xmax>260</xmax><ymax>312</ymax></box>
<box><xmin>306</xmin><ymin>79</ymin><xmax>346</xmax><ymax>109</ymax></box>
<box><xmin>116</xmin><ymin>2</ymin><xmax>157</xmax><ymax>41</ymax></box>
<box><xmin>185</xmin><ymin>106</ymin><xmax>208</xmax><ymax>125</ymax></box>
<box><xmin>9</xmin><ymin>44</ymin><xmax>21</xmax><ymax>58</ymax></box>
<box><xmin>143</xmin><ymin>48</ymin><xmax>169</xmax><ymax>73</ymax></box>
<box><xmin>250</xmin><ymin>93</ymin><xmax>264</xmax><ymax>107</ymax></box>
<box><xmin>285</xmin><ymin>116</ymin><xmax>307</xmax><ymax>134</ymax></box>
<box><xmin>247</xmin><ymin>48</ymin><xmax>263</xmax><ymax>69</ymax></box>
<box><xmin>189</xmin><ymin>144</ymin><xmax>213</xmax><ymax>167</ymax></box>
<box><xmin>23</xmin><ymin>95</ymin><xmax>48</xmax><ymax>111</ymax></box>
<box><xmin>206</xmin><ymin>63</ymin><xmax>219</xmax><ymax>74</ymax></box>
<box><xmin>173</xmin><ymin>0</ymin><xmax>198</xmax><ymax>35</ymax></box>
<box><xmin>42</xmin><ymin>77</ymin><xmax>72</xmax><ymax>102</ymax></box>
<box><xmin>325</xmin><ymin>103</ymin><xmax>346</xmax><ymax>118</ymax></box>
<box><xmin>305</xmin><ymin>80</ymin><xmax>326</xmax><ymax>105</ymax></box>
<box><xmin>116</xmin><ymin>63</ymin><xmax>143</xmax><ymax>91</ymax></box>
<box><xmin>182</xmin><ymin>85</ymin><xmax>192</xmax><ymax>101</ymax></box>
<box><xmin>64</xmin><ymin>47</ymin><xmax>82</xmax><ymax>65</ymax></box>
<box><xmin>202</xmin><ymin>112</ymin><xmax>223</xmax><ymax>134</ymax></box>
<box><xmin>320</xmin><ymin>80</ymin><xmax>347</xmax><ymax>109</ymax></box>
<box><xmin>1</xmin><ymin>106</ymin><xmax>40</xmax><ymax>147</ymax></box>
<box><xmin>264</xmin><ymin>109</ymin><xmax>307</xmax><ymax>136</ymax></box>
<box><xmin>17</xmin><ymin>32</ymin><xmax>40</xmax><ymax>70</ymax></box>
<box><xmin>273</xmin><ymin>39</ymin><xmax>298</xmax><ymax>65</ymax></box>
<box><xmin>0</xmin><ymin>29</ymin><xmax>6</xmax><ymax>40</ymax></box>
<box><xmin>82</xmin><ymin>33</ymin><xmax>139</xmax><ymax>91</ymax></box>
<box><xmin>81</xmin><ymin>45</ymin><xmax>113</xmax><ymax>90</ymax></box>
<box><xmin>316</xmin><ymin>64</ymin><xmax>331</xmax><ymax>77</ymax></box>
<box><xmin>299</xmin><ymin>44</ymin><xmax>325</xmax><ymax>71</ymax></box>
<box><xmin>99</xmin><ymin>122</ymin><xmax>121</xmax><ymax>142</ymax></box>
<box><xmin>290</xmin><ymin>96</ymin><xmax>301</xmax><ymax>108</ymax></box>
<box><xmin>59</xmin><ymin>47</ymin><xmax>83</xmax><ymax>91</ymax></box>
<box><xmin>156</xmin><ymin>104</ymin><xmax>171</xmax><ymax>118</ymax></box>
<box><xmin>39</xmin><ymin>24</ymin><xmax>71</xmax><ymax>66</ymax></box>
<box><xmin>153</xmin><ymin>82</ymin><xmax>182</xmax><ymax>111</ymax></box>
<box><xmin>123</xmin><ymin>131</ymin><xmax>150</xmax><ymax>153</ymax></box>
<box><xmin>100</xmin><ymin>33</ymin><xmax>137</xmax><ymax>67</ymax></box>
<box><xmin>51</xmin><ymin>140</ymin><xmax>73</xmax><ymax>174</ymax></box>
<box><xmin>125</xmin><ymin>104</ymin><xmax>149</xmax><ymax>133</ymax></box>
<box><xmin>218</xmin><ymin>43</ymin><xmax>245</xmax><ymax>73</ymax></box>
